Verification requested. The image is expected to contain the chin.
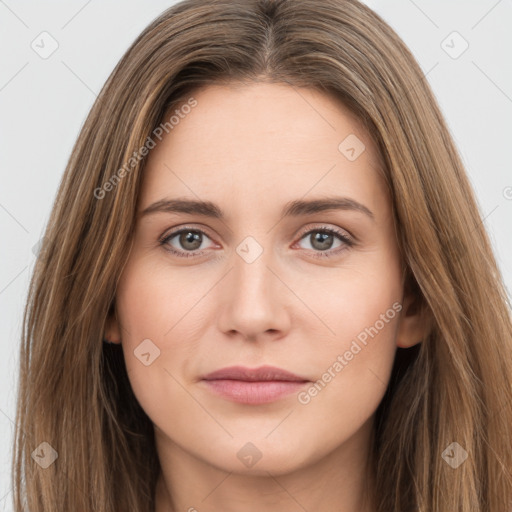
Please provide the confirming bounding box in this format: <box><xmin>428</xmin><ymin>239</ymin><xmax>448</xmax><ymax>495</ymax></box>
<box><xmin>196</xmin><ymin>436</ymin><xmax>318</xmax><ymax>476</ymax></box>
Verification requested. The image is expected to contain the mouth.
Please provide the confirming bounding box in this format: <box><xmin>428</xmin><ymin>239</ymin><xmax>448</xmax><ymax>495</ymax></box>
<box><xmin>200</xmin><ymin>365</ymin><xmax>310</xmax><ymax>405</ymax></box>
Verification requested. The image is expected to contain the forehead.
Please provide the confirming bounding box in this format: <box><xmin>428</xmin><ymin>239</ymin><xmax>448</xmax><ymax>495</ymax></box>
<box><xmin>139</xmin><ymin>82</ymin><xmax>388</xmax><ymax>218</ymax></box>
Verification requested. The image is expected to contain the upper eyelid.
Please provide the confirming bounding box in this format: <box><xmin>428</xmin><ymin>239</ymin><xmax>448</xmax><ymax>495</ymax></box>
<box><xmin>295</xmin><ymin>224</ymin><xmax>352</xmax><ymax>240</ymax></box>
<box><xmin>161</xmin><ymin>224</ymin><xmax>216</xmax><ymax>241</ymax></box>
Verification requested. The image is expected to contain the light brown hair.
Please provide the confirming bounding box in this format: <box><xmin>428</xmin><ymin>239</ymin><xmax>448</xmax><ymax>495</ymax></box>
<box><xmin>13</xmin><ymin>0</ymin><xmax>512</xmax><ymax>510</ymax></box>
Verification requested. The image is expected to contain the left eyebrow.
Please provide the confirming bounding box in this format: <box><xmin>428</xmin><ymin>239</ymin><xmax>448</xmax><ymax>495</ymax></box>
<box><xmin>139</xmin><ymin>196</ymin><xmax>374</xmax><ymax>221</ymax></box>
<box><xmin>281</xmin><ymin>197</ymin><xmax>374</xmax><ymax>220</ymax></box>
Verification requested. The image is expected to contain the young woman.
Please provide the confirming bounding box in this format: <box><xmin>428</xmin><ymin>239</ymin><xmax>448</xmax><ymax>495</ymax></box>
<box><xmin>12</xmin><ymin>0</ymin><xmax>512</xmax><ymax>511</ymax></box>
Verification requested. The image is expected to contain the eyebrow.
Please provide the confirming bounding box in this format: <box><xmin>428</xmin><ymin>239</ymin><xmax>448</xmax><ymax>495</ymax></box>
<box><xmin>140</xmin><ymin>196</ymin><xmax>374</xmax><ymax>221</ymax></box>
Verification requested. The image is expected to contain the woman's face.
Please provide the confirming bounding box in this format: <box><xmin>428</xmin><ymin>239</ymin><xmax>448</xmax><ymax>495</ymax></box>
<box><xmin>111</xmin><ymin>82</ymin><xmax>420</xmax><ymax>476</ymax></box>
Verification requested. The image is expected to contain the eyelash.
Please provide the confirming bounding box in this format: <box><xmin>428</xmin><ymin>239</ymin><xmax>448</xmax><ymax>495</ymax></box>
<box><xmin>159</xmin><ymin>225</ymin><xmax>354</xmax><ymax>259</ymax></box>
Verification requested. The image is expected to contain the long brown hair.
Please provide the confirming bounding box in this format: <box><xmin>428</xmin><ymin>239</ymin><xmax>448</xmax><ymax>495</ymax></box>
<box><xmin>13</xmin><ymin>0</ymin><xmax>512</xmax><ymax>510</ymax></box>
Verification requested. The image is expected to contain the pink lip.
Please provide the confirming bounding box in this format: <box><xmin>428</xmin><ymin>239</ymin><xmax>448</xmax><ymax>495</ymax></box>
<box><xmin>201</xmin><ymin>365</ymin><xmax>309</xmax><ymax>405</ymax></box>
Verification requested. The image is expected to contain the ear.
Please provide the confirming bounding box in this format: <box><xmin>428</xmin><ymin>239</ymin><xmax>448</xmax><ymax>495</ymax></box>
<box><xmin>395</xmin><ymin>272</ymin><xmax>431</xmax><ymax>349</ymax></box>
<box><xmin>103</xmin><ymin>304</ymin><xmax>122</xmax><ymax>344</ymax></box>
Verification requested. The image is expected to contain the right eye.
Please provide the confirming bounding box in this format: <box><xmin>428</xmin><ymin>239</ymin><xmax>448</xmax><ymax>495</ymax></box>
<box><xmin>160</xmin><ymin>227</ymin><xmax>217</xmax><ymax>258</ymax></box>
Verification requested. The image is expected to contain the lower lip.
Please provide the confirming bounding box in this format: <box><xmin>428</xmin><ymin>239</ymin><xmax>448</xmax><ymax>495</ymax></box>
<box><xmin>202</xmin><ymin>379</ymin><xmax>308</xmax><ymax>404</ymax></box>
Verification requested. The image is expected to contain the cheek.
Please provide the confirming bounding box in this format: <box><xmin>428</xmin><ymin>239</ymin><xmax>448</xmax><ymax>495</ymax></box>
<box><xmin>312</xmin><ymin>243</ymin><xmax>402</xmax><ymax>345</ymax></box>
<box><xmin>116</xmin><ymin>256</ymin><xmax>205</xmax><ymax>342</ymax></box>
<box><xmin>299</xmin><ymin>248</ymin><xmax>403</xmax><ymax>389</ymax></box>
<box><xmin>330</xmin><ymin>274</ymin><xmax>402</xmax><ymax>353</ymax></box>
<box><xmin>114</xmin><ymin>260</ymin><xmax>183</xmax><ymax>415</ymax></box>
<box><xmin>299</xmin><ymin>262</ymin><xmax>402</xmax><ymax>417</ymax></box>
<box><xmin>114</xmin><ymin>257</ymin><xmax>218</xmax><ymax>431</ymax></box>
<box><xmin>291</xmin><ymin>292</ymin><xmax>401</xmax><ymax>457</ymax></box>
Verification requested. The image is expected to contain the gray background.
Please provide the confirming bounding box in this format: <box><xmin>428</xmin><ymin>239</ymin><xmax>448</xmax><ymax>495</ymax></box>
<box><xmin>1</xmin><ymin>1</ymin><xmax>511</xmax><ymax>508</ymax></box>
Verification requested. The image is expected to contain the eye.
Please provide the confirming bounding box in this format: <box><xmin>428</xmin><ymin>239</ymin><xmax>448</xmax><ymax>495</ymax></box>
<box><xmin>159</xmin><ymin>225</ymin><xmax>354</xmax><ymax>259</ymax></box>
<box><xmin>159</xmin><ymin>227</ymin><xmax>217</xmax><ymax>258</ymax></box>
<box><xmin>294</xmin><ymin>226</ymin><xmax>354</xmax><ymax>258</ymax></box>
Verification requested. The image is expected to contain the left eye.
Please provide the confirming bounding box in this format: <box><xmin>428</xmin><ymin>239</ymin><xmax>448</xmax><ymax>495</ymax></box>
<box><xmin>296</xmin><ymin>229</ymin><xmax>348</xmax><ymax>251</ymax></box>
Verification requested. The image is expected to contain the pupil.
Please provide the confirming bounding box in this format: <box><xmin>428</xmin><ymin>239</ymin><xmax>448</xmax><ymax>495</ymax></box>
<box><xmin>312</xmin><ymin>232</ymin><xmax>332</xmax><ymax>251</ymax></box>
<box><xmin>181</xmin><ymin>231</ymin><xmax>201</xmax><ymax>250</ymax></box>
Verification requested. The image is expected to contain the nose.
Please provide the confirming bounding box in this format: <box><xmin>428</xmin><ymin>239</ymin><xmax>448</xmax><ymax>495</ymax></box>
<box><xmin>216</xmin><ymin>244</ymin><xmax>292</xmax><ymax>343</ymax></box>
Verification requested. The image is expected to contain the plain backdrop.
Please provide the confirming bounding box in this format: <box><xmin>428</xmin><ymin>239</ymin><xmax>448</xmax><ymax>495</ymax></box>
<box><xmin>0</xmin><ymin>1</ymin><xmax>511</xmax><ymax>509</ymax></box>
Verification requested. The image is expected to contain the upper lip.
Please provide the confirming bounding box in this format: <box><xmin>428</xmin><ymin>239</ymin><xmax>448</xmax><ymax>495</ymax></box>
<box><xmin>201</xmin><ymin>365</ymin><xmax>309</xmax><ymax>382</ymax></box>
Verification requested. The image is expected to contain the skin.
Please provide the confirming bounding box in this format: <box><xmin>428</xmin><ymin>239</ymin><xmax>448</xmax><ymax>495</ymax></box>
<box><xmin>106</xmin><ymin>82</ymin><xmax>425</xmax><ymax>512</ymax></box>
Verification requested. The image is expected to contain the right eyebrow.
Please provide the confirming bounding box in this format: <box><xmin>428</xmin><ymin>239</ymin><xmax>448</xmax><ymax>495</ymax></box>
<box><xmin>140</xmin><ymin>199</ymin><xmax>223</xmax><ymax>219</ymax></box>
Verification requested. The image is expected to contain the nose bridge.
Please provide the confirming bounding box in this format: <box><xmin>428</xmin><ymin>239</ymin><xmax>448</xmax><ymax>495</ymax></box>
<box><xmin>232</xmin><ymin>235</ymin><xmax>275</xmax><ymax>310</ymax></box>
<box><xmin>234</xmin><ymin>244</ymin><xmax>270</xmax><ymax>298</ymax></box>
